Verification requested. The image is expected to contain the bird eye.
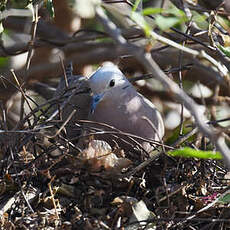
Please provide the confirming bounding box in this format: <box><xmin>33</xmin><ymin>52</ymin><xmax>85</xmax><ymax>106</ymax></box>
<box><xmin>109</xmin><ymin>79</ymin><xmax>115</xmax><ymax>87</ymax></box>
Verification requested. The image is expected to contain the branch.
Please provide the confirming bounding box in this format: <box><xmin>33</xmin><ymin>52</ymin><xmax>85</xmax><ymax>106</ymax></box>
<box><xmin>95</xmin><ymin>5</ymin><xmax>230</xmax><ymax>167</ymax></box>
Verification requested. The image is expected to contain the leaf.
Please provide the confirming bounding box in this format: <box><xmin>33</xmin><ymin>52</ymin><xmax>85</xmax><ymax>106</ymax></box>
<box><xmin>192</xmin><ymin>11</ymin><xmax>208</xmax><ymax>29</ymax></box>
<box><xmin>131</xmin><ymin>11</ymin><xmax>152</xmax><ymax>36</ymax></box>
<box><xmin>46</xmin><ymin>0</ymin><xmax>55</xmax><ymax>18</ymax></box>
<box><xmin>217</xmin><ymin>190</ymin><xmax>230</xmax><ymax>204</ymax></box>
<box><xmin>164</xmin><ymin>7</ymin><xmax>186</xmax><ymax>18</ymax></box>
<box><xmin>168</xmin><ymin>147</ymin><xmax>222</xmax><ymax>159</ymax></box>
<box><xmin>132</xmin><ymin>0</ymin><xmax>142</xmax><ymax>12</ymax></box>
<box><xmin>155</xmin><ymin>15</ymin><xmax>181</xmax><ymax>31</ymax></box>
<box><xmin>218</xmin><ymin>45</ymin><xmax>230</xmax><ymax>58</ymax></box>
<box><xmin>165</xmin><ymin>121</ymin><xmax>195</xmax><ymax>145</ymax></box>
<box><xmin>142</xmin><ymin>7</ymin><xmax>163</xmax><ymax>15</ymax></box>
<box><xmin>218</xmin><ymin>192</ymin><xmax>230</xmax><ymax>204</ymax></box>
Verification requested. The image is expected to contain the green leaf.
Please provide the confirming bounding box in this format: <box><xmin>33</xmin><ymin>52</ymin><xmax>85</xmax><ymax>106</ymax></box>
<box><xmin>142</xmin><ymin>6</ymin><xmax>186</xmax><ymax>19</ymax></box>
<box><xmin>46</xmin><ymin>0</ymin><xmax>55</xmax><ymax>18</ymax></box>
<box><xmin>0</xmin><ymin>57</ymin><xmax>9</xmax><ymax>68</ymax></box>
<box><xmin>132</xmin><ymin>0</ymin><xmax>142</xmax><ymax>12</ymax></box>
<box><xmin>165</xmin><ymin>121</ymin><xmax>195</xmax><ymax>145</ymax></box>
<box><xmin>218</xmin><ymin>192</ymin><xmax>230</xmax><ymax>204</ymax></box>
<box><xmin>218</xmin><ymin>45</ymin><xmax>230</xmax><ymax>58</ymax></box>
<box><xmin>164</xmin><ymin>7</ymin><xmax>186</xmax><ymax>18</ymax></box>
<box><xmin>168</xmin><ymin>147</ymin><xmax>222</xmax><ymax>159</ymax></box>
<box><xmin>192</xmin><ymin>11</ymin><xmax>208</xmax><ymax>29</ymax></box>
<box><xmin>131</xmin><ymin>11</ymin><xmax>151</xmax><ymax>36</ymax></box>
<box><xmin>142</xmin><ymin>7</ymin><xmax>163</xmax><ymax>15</ymax></box>
<box><xmin>155</xmin><ymin>15</ymin><xmax>180</xmax><ymax>31</ymax></box>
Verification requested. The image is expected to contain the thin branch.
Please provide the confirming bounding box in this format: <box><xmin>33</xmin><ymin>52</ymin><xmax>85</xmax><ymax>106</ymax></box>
<box><xmin>95</xmin><ymin>5</ymin><xmax>230</xmax><ymax>167</ymax></box>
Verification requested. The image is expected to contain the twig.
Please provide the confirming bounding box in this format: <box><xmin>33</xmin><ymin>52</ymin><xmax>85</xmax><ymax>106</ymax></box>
<box><xmin>10</xmin><ymin>148</ymin><xmax>34</xmax><ymax>213</ymax></box>
<box><xmin>47</xmin><ymin>109</ymin><xmax>76</xmax><ymax>138</ymax></box>
<box><xmin>75</xmin><ymin>119</ymin><xmax>172</xmax><ymax>150</ymax></box>
<box><xmin>18</xmin><ymin>4</ymin><xmax>39</xmax><ymax>128</ymax></box>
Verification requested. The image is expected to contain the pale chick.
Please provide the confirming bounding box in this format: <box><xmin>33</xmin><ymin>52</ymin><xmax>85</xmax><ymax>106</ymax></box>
<box><xmin>88</xmin><ymin>63</ymin><xmax>165</xmax><ymax>153</ymax></box>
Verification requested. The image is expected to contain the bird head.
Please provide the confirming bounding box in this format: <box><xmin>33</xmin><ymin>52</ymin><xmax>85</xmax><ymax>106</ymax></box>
<box><xmin>89</xmin><ymin>63</ymin><xmax>129</xmax><ymax>113</ymax></box>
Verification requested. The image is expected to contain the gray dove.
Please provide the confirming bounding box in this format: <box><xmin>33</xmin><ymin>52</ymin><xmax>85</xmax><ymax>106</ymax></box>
<box><xmin>54</xmin><ymin>63</ymin><xmax>164</xmax><ymax>153</ymax></box>
<box><xmin>88</xmin><ymin>63</ymin><xmax>164</xmax><ymax>152</ymax></box>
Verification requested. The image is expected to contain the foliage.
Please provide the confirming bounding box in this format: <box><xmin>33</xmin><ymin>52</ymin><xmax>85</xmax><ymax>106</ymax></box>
<box><xmin>168</xmin><ymin>147</ymin><xmax>222</xmax><ymax>159</ymax></box>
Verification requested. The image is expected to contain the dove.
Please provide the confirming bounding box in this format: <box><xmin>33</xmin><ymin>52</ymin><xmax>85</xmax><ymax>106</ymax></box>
<box><xmin>88</xmin><ymin>63</ymin><xmax>164</xmax><ymax>152</ymax></box>
<box><xmin>54</xmin><ymin>63</ymin><xmax>164</xmax><ymax>153</ymax></box>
